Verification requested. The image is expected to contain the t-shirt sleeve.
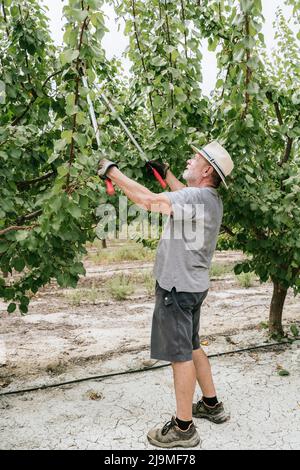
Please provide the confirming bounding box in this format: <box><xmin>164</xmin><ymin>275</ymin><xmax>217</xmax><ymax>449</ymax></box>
<box><xmin>164</xmin><ymin>188</ymin><xmax>203</xmax><ymax>221</ymax></box>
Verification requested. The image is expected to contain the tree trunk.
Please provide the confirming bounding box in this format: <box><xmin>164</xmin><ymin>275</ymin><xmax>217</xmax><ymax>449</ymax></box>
<box><xmin>269</xmin><ymin>280</ymin><xmax>288</xmax><ymax>336</ymax></box>
<box><xmin>101</xmin><ymin>239</ymin><xmax>107</xmax><ymax>249</ymax></box>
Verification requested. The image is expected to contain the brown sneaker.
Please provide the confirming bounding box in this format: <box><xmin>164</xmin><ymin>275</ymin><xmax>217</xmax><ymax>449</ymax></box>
<box><xmin>192</xmin><ymin>400</ymin><xmax>230</xmax><ymax>424</ymax></box>
<box><xmin>147</xmin><ymin>416</ymin><xmax>201</xmax><ymax>448</ymax></box>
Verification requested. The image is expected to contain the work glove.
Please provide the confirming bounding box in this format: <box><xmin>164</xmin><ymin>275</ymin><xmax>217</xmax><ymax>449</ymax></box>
<box><xmin>98</xmin><ymin>158</ymin><xmax>118</xmax><ymax>180</ymax></box>
<box><xmin>146</xmin><ymin>160</ymin><xmax>169</xmax><ymax>180</ymax></box>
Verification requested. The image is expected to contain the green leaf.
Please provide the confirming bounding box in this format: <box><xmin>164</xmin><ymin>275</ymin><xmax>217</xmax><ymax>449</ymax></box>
<box><xmin>79</xmin><ymin>195</ymin><xmax>89</xmax><ymax>210</ymax></box>
<box><xmin>54</xmin><ymin>139</ymin><xmax>68</xmax><ymax>153</ymax></box>
<box><xmin>174</xmin><ymin>87</ymin><xmax>187</xmax><ymax>102</ymax></box>
<box><xmin>278</xmin><ymin>370</ymin><xmax>290</xmax><ymax>377</ymax></box>
<box><xmin>7</xmin><ymin>303</ymin><xmax>17</xmax><ymax>314</ymax></box>
<box><xmin>48</xmin><ymin>152</ymin><xmax>60</xmax><ymax>164</ymax></box>
<box><xmin>19</xmin><ymin>303</ymin><xmax>28</xmax><ymax>314</ymax></box>
<box><xmin>0</xmin><ymin>151</ymin><xmax>8</xmax><ymax>161</ymax></box>
<box><xmin>245</xmin><ymin>174</ymin><xmax>256</xmax><ymax>184</ymax></box>
<box><xmin>73</xmin><ymin>133</ymin><xmax>87</xmax><ymax>147</ymax></box>
<box><xmin>76</xmin><ymin>112</ymin><xmax>87</xmax><ymax>125</ymax></box>
<box><xmin>234</xmin><ymin>264</ymin><xmax>244</xmax><ymax>275</ymax></box>
<box><xmin>70</xmin><ymin>9</ymin><xmax>89</xmax><ymax>22</ymax></box>
<box><xmin>60</xmin><ymin>49</ymin><xmax>80</xmax><ymax>66</ymax></box>
<box><xmin>290</xmin><ymin>324</ymin><xmax>299</xmax><ymax>337</ymax></box>
<box><xmin>67</xmin><ymin>204</ymin><xmax>82</xmax><ymax>219</ymax></box>
<box><xmin>247</xmin><ymin>82</ymin><xmax>260</xmax><ymax>95</ymax></box>
<box><xmin>240</xmin><ymin>0</ymin><xmax>254</xmax><ymax>13</ymax></box>
<box><xmin>0</xmin><ymin>243</ymin><xmax>9</xmax><ymax>254</ymax></box>
<box><xmin>151</xmin><ymin>56</ymin><xmax>168</xmax><ymax>67</ymax></box>
<box><xmin>10</xmin><ymin>6</ymin><xmax>19</xmax><ymax>17</ymax></box>
<box><xmin>62</xmin><ymin>130</ymin><xmax>73</xmax><ymax>144</ymax></box>
<box><xmin>292</xmin><ymin>93</ymin><xmax>300</xmax><ymax>105</ymax></box>
<box><xmin>208</xmin><ymin>37</ymin><xmax>219</xmax><ymax>52</ymax></box>
<box><xmin>12</xmin><ymin>258</ymin><xmax>25</xmax><ymax>272</ymax></box>
<box><xmin>15</xmin><ymin>231</ymin><xmax>30</xmax><ymax>242</ymax></box>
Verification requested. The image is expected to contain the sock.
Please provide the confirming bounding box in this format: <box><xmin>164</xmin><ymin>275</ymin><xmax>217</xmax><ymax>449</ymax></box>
<box><xmin>175</xmin><ymin>417</ymin><xmax>193</xmax><ymax>431</ymax></box>
<box><xmin>202</xmin><ymin>396</ymin><xmax>218</xmax><ymax>407</ymax></box>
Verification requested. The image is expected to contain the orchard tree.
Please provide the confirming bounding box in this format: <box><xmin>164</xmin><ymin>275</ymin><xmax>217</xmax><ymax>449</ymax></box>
<box><xmin>1</xmin><ymin>0</ymin><xmax>300</xmax><ymax>339</ymax></box>
<box><xmin>0</xmin><ymin>0</ymin><xmax>132</xmax><ymax>313</ymax></box>
<box><xmin>192</xmin><ymin>0</ymin><xmax>300</xmax><ymax>336</ymax></box>
<box><xmin>111</xmin><ymin>0</ymin><xmax>300</xmax><ymax>336</ymax></box>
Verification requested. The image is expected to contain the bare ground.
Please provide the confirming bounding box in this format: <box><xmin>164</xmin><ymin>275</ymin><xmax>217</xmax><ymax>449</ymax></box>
<box><xmin>0</xmin><ymin>249</ymin><xmax>300</xmax><ymax>449</ymax></box>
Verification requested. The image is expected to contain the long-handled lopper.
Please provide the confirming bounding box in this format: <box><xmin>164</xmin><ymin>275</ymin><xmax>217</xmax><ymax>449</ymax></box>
<box><xmin>83</xmin><ymin>77</ymin><xmax>167</xmax><ymax>195</ymax></box>
<box><xmin>82</xmin><ymin>76</ymin><xmax>115</xmax><ymax>196</ymax></box>
<box><xmin>98</xmin><ymin>90</ymin><xmax>167</xmax><ymax>190</ymax></box>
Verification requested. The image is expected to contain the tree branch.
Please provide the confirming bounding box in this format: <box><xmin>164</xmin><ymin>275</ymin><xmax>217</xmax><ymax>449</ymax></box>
<box><xmin>220</xmin><ymin>225</ymin><xmax>235</xmax><ymax>237</ymax></box>
<box><xmin>180</xmin><ymin>0</ymin><xmax>188</xmax><ymax>61</ymax></box>
<box><xmin>274</xmin><ymin>101</ymin><xmax>283</xmax><ymax>126</ymax></box>
<box><xmin>132</xmin><ymin>0</ymin><xmax>157</xmax><ymax>128</ymax></box>
<box><xmin>266</xmin><ymin>94</ymin><xmax>298</xmax><ymax>167</ymax></box>
<box><xmin>42</xmin><ymin>69</ymin><xmax>63</xmax><ymax>91</ymax></box>
<box><xmin>16</xmin><ymin>171</ymin><xmax>55</xmax><ymax>190</ymax></box>
<box><xmin>280</xmin><ymin>136</ymin><xmax>293</xmax><ymax>166</ymax></box>
<box><xmin>163</xmin><ymin>0</ymin><xmax>174</xmax><ymax>126</ymax></box>
<box><xmin>67</xmin><ymin>6</ymin><xmax>90</xmax><ymax>187</ymax></box>
<box><xmin>242</xmin><ymin>13</ymin><xmax>252</xmax><ymax>119</ymax></box>
<box><xmin>16</xmin><ymin>210</ymin><xmax>43</xmax><ymax>225</ymax></box>
<box><xmin>1</xmin><ymin>1</ymin><xmax>9</xmax><ymax>37</ymax></box>
<box><xmin>0</xmin><ymin>224</ymin><xmax>37</xmax><ymax>237</ymax></box>
<box><xmin>265</xmin><ymin>92</ymin><xmax>283</xmax><ymax>126</ymax></box>
<box><xmin>218</xmin><ymin>1</ymin><xmax>223</xmax><ymax>24</ymax></box>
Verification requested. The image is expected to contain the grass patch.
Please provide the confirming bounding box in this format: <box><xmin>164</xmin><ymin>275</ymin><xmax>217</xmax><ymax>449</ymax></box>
<box><xmin>65</xmin><ymin>287</ymin><xmax>102</xmax><ymax>305</ymax></box>
<box><xmin>235</xmin><ymin>272</ymin><xmax>256</xmax><ymax>288</ymax></box>
<box><xmin>106</xmin><ymin>274</ymin><xmax>135</xmax><ymax>301</ymax></box>
<box><xmin>88</xmin><ymin>241</ymin><xmax>155</xmax><ymax>265</ymax></box>
<box><xmin>137</xmin><ymin>271</ymin><xmax>155</xmax><ymax>296</ymax></box>
<box><xmin>65</xmin><ymin>270</ymin><xmax>155</xmax><ymax>304</ymax></box>
<box><xmin>209</xmin><ymin>262</ymin><xmax>233</xmax><ymax>278</ymax></box>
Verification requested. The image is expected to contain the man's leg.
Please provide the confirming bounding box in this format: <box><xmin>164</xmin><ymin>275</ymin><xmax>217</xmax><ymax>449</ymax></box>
<box><xmin>192</xmin><ymin>347</ymin><xmax>216</xmax><ymax>397</ymax></box>
<box><xmin>191</xmin><ymin>348</ymin><xmax>229</xmax><ymax>423</ymax></box>
<box><xmin>171</xmin><ymin>360</ymin><xmax>196</xmax><ymax>421</ymax></box>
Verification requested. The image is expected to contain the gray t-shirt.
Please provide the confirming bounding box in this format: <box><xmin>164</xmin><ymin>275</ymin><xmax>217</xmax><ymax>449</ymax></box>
<box><xmin>153</xmin><ymin>187</ymin><xmax>223</xmax><ymax>292</ymax></box>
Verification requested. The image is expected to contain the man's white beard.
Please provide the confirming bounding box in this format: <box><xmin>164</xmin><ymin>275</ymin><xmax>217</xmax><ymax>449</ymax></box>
<box><xmin>183</xmin><ymin>168</ymin><xmax>194</xmax><ymax>182</ymax></box>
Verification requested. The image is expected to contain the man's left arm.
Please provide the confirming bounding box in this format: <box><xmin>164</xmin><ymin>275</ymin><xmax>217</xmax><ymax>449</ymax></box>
<box><xmin>107</xmin><ymin>166</ymin><xmax>172</xmax><ymax>215</ymax></box>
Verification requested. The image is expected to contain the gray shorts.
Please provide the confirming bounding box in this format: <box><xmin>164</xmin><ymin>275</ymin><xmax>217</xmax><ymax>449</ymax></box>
<box><xmin>150</xmin><ymin>282</ymin><xmax>209</xmax><ymax>363</ymax></box>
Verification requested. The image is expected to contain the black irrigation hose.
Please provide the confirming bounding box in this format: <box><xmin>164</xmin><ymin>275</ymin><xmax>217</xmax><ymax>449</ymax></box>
<box><xmin>0</xmin><ymin>338</ymin><xmax>298</xmax><ymax>398</ymax></box>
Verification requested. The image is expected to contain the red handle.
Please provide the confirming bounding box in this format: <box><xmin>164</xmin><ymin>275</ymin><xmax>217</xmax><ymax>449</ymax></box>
<box><xmin>151</xmin><ymin>167</ymin><xmax>167</xmax><ymax>189</ymax></box>
<box><xmin>105</xmin><ymin>178</ymin><xmax>115</xmax><ymax>196</ymax></box>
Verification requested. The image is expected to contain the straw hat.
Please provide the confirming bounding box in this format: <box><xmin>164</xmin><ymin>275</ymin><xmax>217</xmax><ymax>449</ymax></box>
<box><xmin>191</xmin><ymin>141</ymin><xmax>234</xmax><ymax>189</ymax></box>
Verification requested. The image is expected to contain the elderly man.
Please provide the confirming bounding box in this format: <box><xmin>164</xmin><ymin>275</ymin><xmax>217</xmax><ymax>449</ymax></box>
<box><xmin>98</xmin><ymin>141</ymin><xmax>234</xmax><ymax>448</ymax></box>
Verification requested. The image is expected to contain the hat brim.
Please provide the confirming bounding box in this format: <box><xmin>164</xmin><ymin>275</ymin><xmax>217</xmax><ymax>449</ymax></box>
<box><xmin>191</xmin><ymin>145</ymin><xmax>228</xmax><ymax>190</ymax></box>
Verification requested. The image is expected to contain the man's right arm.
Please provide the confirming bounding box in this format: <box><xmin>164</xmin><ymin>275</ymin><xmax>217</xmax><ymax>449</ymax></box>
<box><xmin>146</xmin><ymin>160</ymin><xmax>186</xmax><ymax>191</ymax></box>
<box><xmin>165</xmin><ymin>169</ymin><xmax>186</xmax><ymax>191</ymax></box>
